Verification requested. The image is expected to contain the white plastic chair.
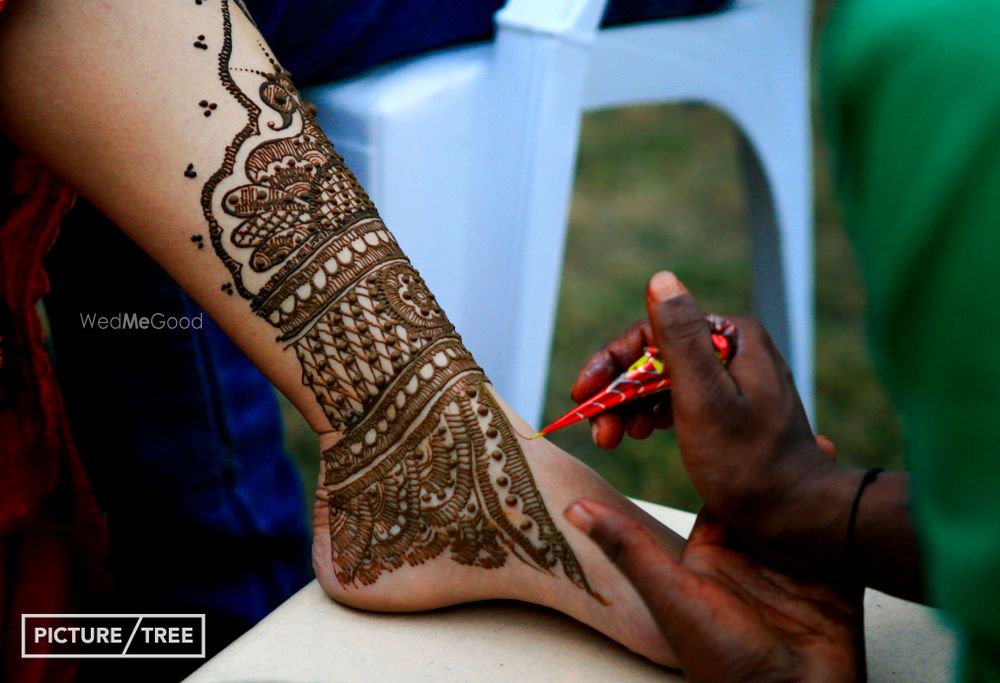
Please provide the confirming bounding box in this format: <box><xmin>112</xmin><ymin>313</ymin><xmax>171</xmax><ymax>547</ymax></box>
<box><xmin>305</xmin><ymin>0</ymin><xmax>815</xmax><ymax>425</ymax></box>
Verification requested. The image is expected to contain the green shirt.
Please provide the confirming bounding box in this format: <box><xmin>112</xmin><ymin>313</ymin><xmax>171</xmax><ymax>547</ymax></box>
<box><xmin>821</xmin><ymin>0</ymin><xmax>1000</xmax><ymax>679</ymax></box>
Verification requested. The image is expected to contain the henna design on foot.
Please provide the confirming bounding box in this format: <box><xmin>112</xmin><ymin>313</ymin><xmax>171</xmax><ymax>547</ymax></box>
<box><xmin>199</xmin><ymin>0</ymin><xmax>596</xmax><ymax>597</ymax></box>
<box><xmin>199</xmin><ymin>100</ymin><xmax>218</xmax><ymax>117</ymax></box>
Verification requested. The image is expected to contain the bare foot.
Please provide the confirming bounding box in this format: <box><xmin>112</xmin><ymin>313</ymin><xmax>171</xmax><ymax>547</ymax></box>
<box><xmin>312</xmin><ymin>384</ymin><xmax>685</xmax><ymax>667</ymax></box>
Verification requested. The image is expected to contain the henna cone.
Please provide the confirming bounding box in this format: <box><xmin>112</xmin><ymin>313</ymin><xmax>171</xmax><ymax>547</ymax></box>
<box><xmin>534</xmin><ymin>315</ymin><xmax>737</xmax><ymax>439</ymax></box>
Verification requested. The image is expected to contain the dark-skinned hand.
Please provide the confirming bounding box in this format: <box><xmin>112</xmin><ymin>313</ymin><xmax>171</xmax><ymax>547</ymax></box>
<box><xmin>571</xmin><ymin>271</ymin><xmax>851</xmax><ymax>569</ymax></box>
<box><xmin>565</xmin><ymin>500</ymin><xmax>864</xmax><ymax>683</ymax></box>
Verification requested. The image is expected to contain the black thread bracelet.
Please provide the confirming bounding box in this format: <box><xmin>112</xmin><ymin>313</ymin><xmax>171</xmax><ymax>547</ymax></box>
<box><xmin>846</xmin><ymin>467</ymin><xmax>883</xmax><ymax>574</ymax></box>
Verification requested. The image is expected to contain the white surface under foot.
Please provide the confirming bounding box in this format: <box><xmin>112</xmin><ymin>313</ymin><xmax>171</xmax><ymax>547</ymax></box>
<box><xmin>186</xmin><ymin>501</ymin><xmax>957</xmax><ymax>682</ymax></box>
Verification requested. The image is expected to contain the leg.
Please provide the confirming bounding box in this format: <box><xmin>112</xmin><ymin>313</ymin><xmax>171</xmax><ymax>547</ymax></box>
<box><xmin>206</xmin><ymin>31</ymin><xmax>680</xmax><ymax>656</ymax></box>
<box><xmin>0</xmin><ymin>0</ymin><xmax>683</xmax><ymax>665</ymax></box>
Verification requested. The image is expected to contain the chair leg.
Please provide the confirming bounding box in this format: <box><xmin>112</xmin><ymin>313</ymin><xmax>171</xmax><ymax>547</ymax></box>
<box><xmin>737</xmin><ymin>111</ymin><xmax>814</xmax><ymax>421</ymax></box>
<box><xmin>473</xmin><ymin>32</ymin><xmax>592</xmax><ymax>425</ymax></box>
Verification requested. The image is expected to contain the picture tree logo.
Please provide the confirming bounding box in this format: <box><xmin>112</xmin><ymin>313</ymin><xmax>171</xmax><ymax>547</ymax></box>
<box><xmin>22</xmin><ymin>615</ymin><xmax>205</xmax><ymax>659</ymax></box>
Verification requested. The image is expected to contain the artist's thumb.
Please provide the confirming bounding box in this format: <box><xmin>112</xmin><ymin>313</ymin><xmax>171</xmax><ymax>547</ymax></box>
<box><xmin>646</xmin><ymin>272</ymin><xmax>734</xmax><ymax>419</ymax></box>
<box><xmin>564</xmin><ymin>499</ymin><xmax>712</xmax><ymax>645</ymax></box>
<box><xmin>565</xmin><ymin>499</ymin><xmax>687</xmax><ymax>605</ymax></box>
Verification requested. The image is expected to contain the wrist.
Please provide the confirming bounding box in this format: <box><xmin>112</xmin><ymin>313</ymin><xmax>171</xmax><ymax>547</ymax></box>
<box><xmin>851</xmin><ymin>470</ymin><xmax>922</xmax><ymax>599</ymax></box>
<box><xmin>747</xmin><ymin>457</ymin><xmax>865</xmax><ymax>573</ymax></box>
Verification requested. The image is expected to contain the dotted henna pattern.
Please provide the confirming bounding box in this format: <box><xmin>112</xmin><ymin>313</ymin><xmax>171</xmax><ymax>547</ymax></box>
<box><xmin>200</xmin><ymin>0</ymin><xmax>596</xmax><ymax>597</ymax></box>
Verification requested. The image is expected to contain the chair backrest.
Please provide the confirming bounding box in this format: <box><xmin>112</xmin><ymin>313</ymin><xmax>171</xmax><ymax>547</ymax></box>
<box><xmin>460</xmin><ymin>1</ymin><xmax>613</xmax><ymax>422</ymax></box>
<box><xmin>495</xmin><ymin>0</ymin><xmax>606</xmax><ymax>44</ymax></box>
<box><xmin>479</xmin><ymin>0</ymin><xmax>816</xmax><ymax>421</ymax></box>
<box><xmin>307</xmin><ymin>0</ymin><xmax>815</xmax><ymax>422</ymax></box>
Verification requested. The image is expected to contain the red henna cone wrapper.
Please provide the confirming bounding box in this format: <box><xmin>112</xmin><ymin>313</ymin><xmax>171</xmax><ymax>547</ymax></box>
<box><xmin>533</xmin><ymin>315</ymin><xmax>737</xmax><ymax>439</ymax></box>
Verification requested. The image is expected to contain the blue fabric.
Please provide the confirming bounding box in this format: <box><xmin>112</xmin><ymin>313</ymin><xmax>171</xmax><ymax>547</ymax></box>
<box><xmin>44</xmin><ymin>202</ymin><xmax>312</xmax><ymax>629</ymax></box>
<box><xmin>247</xmin><ymin>0</ymin><xmax>732</xmax><ymax>85</ymax></box>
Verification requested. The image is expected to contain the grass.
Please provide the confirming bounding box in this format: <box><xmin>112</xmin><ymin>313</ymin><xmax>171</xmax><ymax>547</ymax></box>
<box><xmin>283</xmin><ymin>0</ymin><xmax>905</xmax><ymax>510</ymax></box>
<box><xmin>541</xmin><ymin>103</ymin><xmax>902</xmax><ymax>511</ymax></box>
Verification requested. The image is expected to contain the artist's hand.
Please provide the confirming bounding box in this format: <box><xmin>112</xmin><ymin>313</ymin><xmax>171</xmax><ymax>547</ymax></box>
<box><xmin>565</xmin><ymin>500</ymin><xmax>864</xmax><ymax>683</ymax></box>
<box><xmin>572</xmin><ymin>272</ymin><xmax>848</xmax><ymax>565</ymax></box>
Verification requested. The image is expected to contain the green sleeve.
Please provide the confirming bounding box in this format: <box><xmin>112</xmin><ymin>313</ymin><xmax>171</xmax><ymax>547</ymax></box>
<box><xmin>821</xmin><ymin>1</ymin><xmax>1000</xmax><ymax>679</ymax></box>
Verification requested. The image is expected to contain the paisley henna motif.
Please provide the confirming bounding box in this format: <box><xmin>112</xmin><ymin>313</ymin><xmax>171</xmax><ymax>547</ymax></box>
<box><xmin>201</xmin><ymin>0</ymin><xmax>595</xmax><ymax>596</ymax></box>
<box><xmin>219</xmin><ymin>101</ymin><xmax>377</xmax><ymax>274</ymax></box>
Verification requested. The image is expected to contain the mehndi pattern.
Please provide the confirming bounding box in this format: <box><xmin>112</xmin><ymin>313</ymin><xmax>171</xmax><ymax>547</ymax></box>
<box><xmin>199</xmin><ymin>0</ymin><xmax>595</xmax><ymax>595</ymax></box>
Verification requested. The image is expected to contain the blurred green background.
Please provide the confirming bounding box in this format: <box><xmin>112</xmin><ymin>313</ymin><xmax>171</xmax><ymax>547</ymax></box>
<box><xmin>282</xmin><ymin>0</ymin><xmax>904</xmax><ymax>511</ymax></box>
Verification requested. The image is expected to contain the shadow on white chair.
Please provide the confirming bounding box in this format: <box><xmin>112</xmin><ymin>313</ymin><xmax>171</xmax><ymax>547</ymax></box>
<box><xmin>305</xmin><ymin>0</ymin><xmax>814</xmax><ymax>425</ymax></box>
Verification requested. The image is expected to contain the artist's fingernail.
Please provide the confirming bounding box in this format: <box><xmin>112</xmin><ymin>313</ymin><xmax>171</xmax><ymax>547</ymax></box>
<box><xmin>590</xmin><ymin>422</ymin><xmax>600</xmax><ymax>445</ymax></box>
<box><xmin>564</xmin><ymin>501</ymin><xmax>595</xmax><ymax>534</ymax></box>
<box><xmin>648</xmin><ymin>271</ymin><xmax>687</xmax><ymax>303</ymax></box>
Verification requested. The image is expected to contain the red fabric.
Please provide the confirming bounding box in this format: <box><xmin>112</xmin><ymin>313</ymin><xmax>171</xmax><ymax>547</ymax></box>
<box><xmin>0</xmin><ymin>150</ymin><xmax>109</xmax><ymax>682</ymax></box>
<box><xmin>0</xmin><ymin>156</ymin><xmax>69</xmax><ymax>530</ymax></box>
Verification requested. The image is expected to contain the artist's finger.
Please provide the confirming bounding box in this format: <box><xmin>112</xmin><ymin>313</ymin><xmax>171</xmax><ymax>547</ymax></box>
<box><xmin>653</xmin><ymin>396</ymin><xmax>674</xmax><ymax>430</ymax></box>
<box><xmin>604</xmin><ymin>320</ymin><xmax>654</xmax><ymax>367</ymax></box>
<box><xmin>572</xmin><ymin>320</ymin><xmax>651</xmax><ymax>403</ymax></box>
<box><xmin>725</xmin><ymin>316</ymin><xmax>804</xmax><ymax>402</ymax></box>
<box><xmin>625</xmin><ymin>406</ymin><xmax>656</xmax><ymax>441</ymax></box>
<box><xmin>815</xmin><ymin>434</ymin><xmax>836</xmax><ymax>460</ymax></box>
<box><xmin>593</xmin><ymin>401</ymin><xmax>668</xmax><ymax>447</ymax></box>
<box><xmin>572</xmin><ymin>350</ymin><xmax>618</xmax><ymax>404</ymax></box>
<box><xmin>565</xmin><ymin>500</ymin><xmax>715</xmax><ymax>637</ymax></box>
<box><xmin>646</xmin><ymin>272</ymin><xmax>738</xmax><ymax>421</ymax></box>
<box><xmin>721</xmin><ymin>316</ymin><xmax>784</xmax><ymax>400</ymax></box>
<box><xmin>725</xmin><ymin>316</ymin><xmax>814</xmax><ymax>439</ymax></box>
<box><xmin>566</xmin><ymin>499</ymin><xmax>684</xmax><ymax>579</ymax></box>
<box><xmin>609</xmin><ymin>396</ymin><xmax>659</xmax><ymax>439</ymax></box>
<box><xmin>591</xmin><ymin>413</ymin><xmax>625</xmax><ymax>450</ymax></box>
